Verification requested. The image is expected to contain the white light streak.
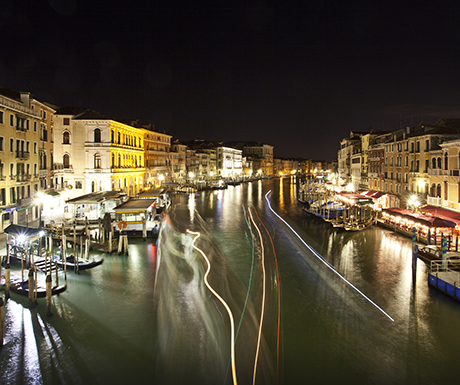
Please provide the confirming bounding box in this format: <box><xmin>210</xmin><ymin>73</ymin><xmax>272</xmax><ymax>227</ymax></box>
<box><xmin>248</xmin><ymin>208</ymin><xmax>267</xmax><ymax>385</ymax></box>
<box><xmin>265</xmin><ymin>191</ymin><xmax>394</xmax><ymax>322</ymax></box>
<box><xmin>186</xmin><ymin>229</ymin><xmax>238</xmax><ymax>385</ymax></box>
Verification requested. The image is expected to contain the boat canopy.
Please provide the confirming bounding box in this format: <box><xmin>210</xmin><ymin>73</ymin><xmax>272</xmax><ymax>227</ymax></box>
<box><xmin>112</xmin><ymin>198</ymin><xmax>156</xmax><ymax>214</ymax></box>
<box><xmin>4</xmin><ymin>224</ymin><xmax>47</xmax><ymax>237</ymax></box>
<box><xmin>66</xmin><ymin>191</ymin><xmax>126</xmax><ymax>204</ymax></box>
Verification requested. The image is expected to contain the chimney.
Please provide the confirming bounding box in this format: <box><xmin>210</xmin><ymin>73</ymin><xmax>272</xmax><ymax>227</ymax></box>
<box><xmin>20</xmin><ymin>92</ymin><xmax>30</xmax><ymax>108</ymax></box>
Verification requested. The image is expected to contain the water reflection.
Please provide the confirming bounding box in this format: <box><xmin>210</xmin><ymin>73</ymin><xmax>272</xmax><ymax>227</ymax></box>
<box><xmin>154</xmin><ymin>202</ymin><xmax>276</xmax><ymax>384</ymax></box>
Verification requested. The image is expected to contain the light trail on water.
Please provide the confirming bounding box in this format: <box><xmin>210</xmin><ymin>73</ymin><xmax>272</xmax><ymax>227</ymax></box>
<box><xmin>186</xmin><ymin>229</ymin><xmax>238</xmax><ymax>385</ymax></box>
<box><xmin>248</xmin><ymin>208</ymin><xmax>267</xmax><ymax>385</ymax></box>
<box><xmin>264</xmin><ymin>190</ymin><xmax>394</xmax><ymax>322</ymax></box>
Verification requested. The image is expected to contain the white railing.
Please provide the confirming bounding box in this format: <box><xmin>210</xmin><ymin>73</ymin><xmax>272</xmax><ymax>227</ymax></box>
<box><xmin>427</xmin><ymin>196</ymin><xmax>441</xmax><ymax>206</ymax></box>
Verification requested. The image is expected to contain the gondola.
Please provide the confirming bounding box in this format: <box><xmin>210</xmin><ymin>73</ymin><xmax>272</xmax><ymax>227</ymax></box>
<box><xmin>53</xmin><ymin>254</ymin><xmax>104</xmax><ymax>271</ymax></box>
<box><xmin>2</xmin><ymin>275</ymin><xmax>67</xmax><ymax>298</ymax></box>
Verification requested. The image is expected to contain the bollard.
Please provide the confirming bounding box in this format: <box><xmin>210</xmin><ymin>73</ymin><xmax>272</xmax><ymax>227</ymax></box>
<box><xmin>0</xmin><ymin>296</ymin><xmax>3</xmax><ymax>347</ymax></box>
<box><xmin>46</xmin><ymin>275</ymin><xmax>52</xmax><ymax>316</ymax></box>
<box><xmin>28</xmin><ymin>269</ymin><xmax>34</xmax><ymax>305</ymax></box>
<box><xmin>5</xmin><ymin>264</ymin><xmax>10</xmax><ymax>299</ymax></box>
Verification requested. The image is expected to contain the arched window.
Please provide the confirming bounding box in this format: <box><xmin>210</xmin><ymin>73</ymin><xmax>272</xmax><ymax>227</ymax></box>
<box><xmin>437</xmin><ymin>157</ymin><xmax>442</xmax><ymax>169</ymax></box>
<box><xmin>91</xmin><ymin>180</ymin><xmax>95</xmax><ymax>192</ymax></box>
<box><xmin>436</xmin><ymin>183</ymin><xmax>442</xmax><ymax>198</ymax></box>
<box><xmin>111</xmin><ymin>130</ymin><xmax>114</xmax><ymax>143</ymax></box>
<box><xmin>118</xmin><ymin>154</ymin><xmax>121</xmax><ymax>167</ymax></box>
<box><xmin>111</xmin><ymin>153</ymin><xmax>115</xmax><ymax>167</ymax></box>
<box><xmin>117</xmin><ymin>132</ymin><xmax>121</xmax><ymax>144</ymax></box>
<box><xmin>94</xmin><ymin>153</ymin><xmax>101</xmax><ymax>169</ymax></box>
<box><xmin>444</xmin><ymin>153</ymin><xmax>449</xmax><ymax>170</ymax></box>
<box><xmin>430</xmin><ymin>183</ymin><xmax>436</xmax><ymax>197</ymax></box>
<box><xmin>63</xmin><ymin>154</ymin><xmax>70</xmax><ymax>168</ymax></box>
<box><xmin>432</xmin><ymin>158</ymin><xmax>436</xmax><ymax>169</ymax></box>
<box><xmin>94</xmin><ymin>128</ymin><xmax>101</xmax><ymax>143</ymax></box>
<box><xmin>63</xmin><ymin>131</ymin><xmax>70</xmax><ymax>144</ymax></box>
<box><xmin>444</xmin><ymin>181</ymin><xmax>448</xmax><ymax>200</ymax></box>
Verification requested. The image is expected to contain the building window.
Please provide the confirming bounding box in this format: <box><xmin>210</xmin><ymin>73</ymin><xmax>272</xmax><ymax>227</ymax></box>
<box><xmin>63</xmin><ymin>117</ymin><xmax>70</xmax><ymax>125</ymax></box>
<box><xmin>444</xmin><ymin>153</ymin><xmax>449</xmax><ymax>170</ymax></box>
<box><xmin>34</xmin><ymin>142</ymin><xmax>37</xmax><ymax>154</ymax></box>
<box><xmin>10</xmin><ymin>114</ymin><xmax>13</xmax><ymax>126</ymax></box>
<box><xmin>75</xmin><ymin>181</ymin><xmax>82</xmax><ymax>189</ymax></box>
<box><xmin>34</xmin><ymin>121</ymin><xmax>37</xmax><ymax>132</ymax></box>
<box><xmin>437</xmin><ymin>157</ymin><xmax>442</xmax><ymax>169</ymax></box>
<box><xmin>0</xmin><ymin>137</ymin><xmax>3</xmax><ymax>151</ymax></box>
<box><xmin>444</xmin><ymin>181</ymin><xmax>448</xmax><ymax>200</ymax></box>
<box><xmin>63</xmin><ymin>131</ymin><xmax>70</xmax><ymax>144</ymax></box>
<box><xmin>0</xmin><ymin>111</ymin><xmax>3</xmax><ymax>124</ymax></box>
<box><xmin>10</xmin><ymin>138</ymin><xmax>13</xmax><ymax>152</ymax></box>
<box><xmin>63</xmin><ymin>154</ymin><xmax>70</xmax><ymax>168</ymax></box>
<box><xmin>94</xmin><ymin>128</ymin><xmax>101</xmax><ymax>143</ymax></box>
<box><xmin>94</xmin><ymin>153</ymin><xmax>101</xmax><ymax>169</ymax></box>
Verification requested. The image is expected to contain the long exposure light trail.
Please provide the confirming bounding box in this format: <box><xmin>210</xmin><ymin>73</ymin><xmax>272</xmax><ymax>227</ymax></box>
<box><xmin>248</xmin><ymin>209</ymin><xmax>267</xmax><ymax>385</ymax></box>
<box><xmin>186</xmin><ymin>229</ymin><xmax>238</xmax><ymax>385</ymax></box>
<box><xmin>264</xmin><ymin>191</ymin><xmax>394</xmax><ymax>322</ymax></box>
<box><xmin>252</xmin><ymin>205</ymin><xmax>281</xmax><ymax>385</ymax></box>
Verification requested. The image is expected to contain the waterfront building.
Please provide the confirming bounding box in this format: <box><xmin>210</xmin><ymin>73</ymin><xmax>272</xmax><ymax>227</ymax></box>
<box><xmin>186</xmin><ymin>148</ymin><xmax>210</xmax><ymax>184</ymax></box>
<box><xmin>242</xmin><ymin>143</ymin><xmax>274</xmax><ymax>176</ymax></box>
<box><xmin>141</xmin><ymin>124</ymin><xmax>171</xmax><ymax>188</ymax></box>
<box><xmin>31</xmin><ymin>98</ymin><xmax>57</xmax><ymax>192</ymax></box>
<box><xmin>170</xmin><ymin>139</ymin><xmax>187</xmax><ymax>183</ymax></box>
<box><xmin>368</xmin><ymin>132</ymin><xmax>392</xmax><ymax>191</ymax></box>
<box><xmin>0</xmin><ymin>88</ymin><xmax>41</xmax><ymax>231</ymax></box>
<box><xmin>216</xmin><ymin>146</ymin><xmax>242</xmax><ymax>178</ymax></box>
<box><xmin>337</xmin><ymin>131</ymin><xmax>364</xmax><ymax>185</ymax></box>
<box><xmin>53</xmin><ymin>107</ymin><xmax>145</xmax><ymax>203</ymax></box>
<box><xmin>427</xmin><ymin>130</ymin><xmax>460</xmax><ymax>211</ymax></box>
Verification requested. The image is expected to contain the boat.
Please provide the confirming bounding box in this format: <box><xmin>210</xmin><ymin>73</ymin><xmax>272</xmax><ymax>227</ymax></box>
<box><xmin>342</xmin><ymin>217</ymin><xmax>375</xmax><ymax>231</ymax></box>
<box><xmin>2</xmin><ymin>275</ymin><xmax>67</xmax><ymax>298</ymax></box>
<box><xmin>53</xmin><ymin>254</ymin><xmax>104</xmax><ymax>271</ymax></box>
<box><xmin>418</xmin><ymin>245</ymin><xmax>460</xmax><ymax>266</ymax></box>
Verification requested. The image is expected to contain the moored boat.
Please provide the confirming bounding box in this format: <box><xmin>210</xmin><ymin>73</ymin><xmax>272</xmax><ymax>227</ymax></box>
<box><xmin>2</xmin><ymin>275</ymin><xmax>67</xmax><ymax>298</ymax></box>
<box><xmin>53</xmin><ymin>254</ymin><xmax>104</xmax><ymax>271</ymax></box>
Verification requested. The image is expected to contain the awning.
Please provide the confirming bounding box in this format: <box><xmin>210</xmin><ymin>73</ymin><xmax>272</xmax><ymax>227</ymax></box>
<box><xmin>113</xmin><ymin>198</ymin><xmax>156</xmax><ymax>213</ymax></box>
<box><xmin>419</xmin><ymin>205</ymin><xmax>460</xmax><ymax>226</ymax></box>
<box><xmin>382</xmin><ymin>208</ymin><xmax>456</xmax><ymax>228</ymax></box>
<box><xmin>67</xmin><ymin>191</ymin><xmax>126</xmax><ymax>204</ymax></box>
<box><xmin>4</xmin><ymin>224</ymin><xmax>47</xmax><ymax>237</ymax></box>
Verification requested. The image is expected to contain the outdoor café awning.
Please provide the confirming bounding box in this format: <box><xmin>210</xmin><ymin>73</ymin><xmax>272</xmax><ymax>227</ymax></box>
<box><xmin>419</xmin><ymin>205</ymin><xmax>460</xmax><ymax>226</ymax></box>
<box><xmin>382</xmin><ymin>208</ymin><xmax>456</xmax><ymax>228</ymax></box>
<box><xmin>66</xmin><ymin>191</ymin><xmax>125</xmax><ymax>205</ymax></box>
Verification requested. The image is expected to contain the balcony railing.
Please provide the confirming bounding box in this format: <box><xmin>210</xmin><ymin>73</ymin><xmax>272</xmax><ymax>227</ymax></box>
<box><xmin>428</xmin><ymin>168</ymin><xmax>449</xmax><ymax>176</ymax></box>
<box><xmin>16</xmin><ymin>174</ymin><xmax>31</xmax><ymax>182</ymax></box>
<box><xmin>16</xmin><ymin>151</ymin><xmax>30</xmax><ymax>160</ymax></box>
<box><xmin>16</xmin><ymin>125</ymin><xmax>28</xmax><ymax>132</ymax></box>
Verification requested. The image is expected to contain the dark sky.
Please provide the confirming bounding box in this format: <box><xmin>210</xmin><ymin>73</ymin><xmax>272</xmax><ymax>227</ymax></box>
<box><xmin>3</xmin><ymin>0</ymin><xmax>460</xmax><ymax>160</ymax></box>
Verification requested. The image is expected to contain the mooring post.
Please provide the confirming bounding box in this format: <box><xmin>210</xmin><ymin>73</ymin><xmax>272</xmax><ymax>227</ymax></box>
<box><xmin>0</xmin><ymin>296</ymin><xmax>4</xmax><ymax>347</ymax></box>
<box><xmin>5</xmin><ymin>263</ymin><xmax>11</xmax><ymax>299</ymax></box>
<box><xmin>28</xmin><ymin>269</ymin><xmax>34</xmax><ymax>305</ymax></box>
<box><xmin>108</xmin><ymin>230</ymin><xmax>113</xmax><ymax>253</ymax></box>
<box><xmin>142</xmin><ymin>216</ymin><xmax>147</xmax><ymax>239</ymax></box>
<box><xmin>46</xmin><ymin>274</ymin><xmax>52</xmax><ymax>316</ymax></box>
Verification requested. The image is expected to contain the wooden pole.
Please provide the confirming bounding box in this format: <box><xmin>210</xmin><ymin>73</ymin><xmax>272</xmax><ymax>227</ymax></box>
<box><xmin>34</xmin><ymin>265</ymin><xmax>38</xmax><ymax>302</ymax></box>
<box><xmin>0</xmin><ymin>296</ymin><xmax>3</xmax><ymax>347</ymax></box>
<box><xmin>55</xmin><ymin>262</ymin><xmax>59</xmax><ymax>287</ymax></box>
<box><xmin>4</xmin><ymin>264</ymin><xmax>10</xmax><ymax>299</ymax></box>
<box><xmin>46</xmin><ymin>275</ymin><xmax>52</xmax><ymax>316</ymax></box>
<box><xmin>73</xmin><ymin>221</ymin><xmax>76</xmax><ymax>260</ymax></box>
<box><xmin>28</xmin><ymin>269</ymin><xmax>34</xmax><ymax>304</ymax></box>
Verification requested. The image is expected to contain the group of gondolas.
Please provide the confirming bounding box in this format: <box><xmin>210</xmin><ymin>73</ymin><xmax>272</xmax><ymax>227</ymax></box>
<box><xmin>298</xmin><ymin>180</ymin><xmax>376</xmax><ymax>231</ymax></box>
<box><xmin>1</xmin><ymin>224</ymin><xmax>104</xmax><ymax>299</ymax></box>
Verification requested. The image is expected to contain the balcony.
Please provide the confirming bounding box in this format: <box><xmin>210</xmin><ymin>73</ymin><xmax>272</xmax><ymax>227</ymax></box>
<box><xmin>16</xmin><ymin>151</ymin><xmax>30</xmax><ymax>160</ymax></box>
<box><xmin>428</xmin><ymin>168</ymin><xmax>449</xmax><ymax>176</ymax></box>
<box><xmin>450</xmin><ymin>169</ymin><xmax>460</xmax><ymax>177</ymax></box>
<box><xmin>16</xmin><ymin>174</ymin><xmax>31</xmax><ymax>182</ymax></box>
<box><xmin>16</xmin><ymin>125</ymin><xmax>28</xmax><ymax>132</ymax></box>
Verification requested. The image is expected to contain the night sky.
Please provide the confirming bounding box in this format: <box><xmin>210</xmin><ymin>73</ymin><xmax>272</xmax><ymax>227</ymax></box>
<box><xmin>2</xmin><ymin>0</ymin><xmax>460</xmax><ymax>160</ymax></box>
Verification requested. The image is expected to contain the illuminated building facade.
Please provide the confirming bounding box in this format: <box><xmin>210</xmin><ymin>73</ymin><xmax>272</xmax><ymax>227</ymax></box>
<box><xmin>0</xmin><ymin>88</ymin><xmax>41</xmax><ymax>230</ymax></box>
<box><xmin>53</xmin><ymin>107</ymin><xmax>145</xmax><ymax>200</ymax></box>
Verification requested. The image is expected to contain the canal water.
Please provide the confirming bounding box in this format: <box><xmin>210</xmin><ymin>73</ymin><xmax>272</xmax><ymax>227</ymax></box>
<box><xmin>2</xmin><ymin>177</ymin><xmax>460</xmax><ymax>384</ymax></box>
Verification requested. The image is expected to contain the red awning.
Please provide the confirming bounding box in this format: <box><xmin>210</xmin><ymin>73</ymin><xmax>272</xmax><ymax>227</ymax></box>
<box><xmin>419</xmin><ymin>205</ymin><xmax>460</xmax><ymax>226</ymax></box>
<box><xmin>382</xmin><ymin>208</ymin><xmax>456</xmax><ymax>228</ymax></box>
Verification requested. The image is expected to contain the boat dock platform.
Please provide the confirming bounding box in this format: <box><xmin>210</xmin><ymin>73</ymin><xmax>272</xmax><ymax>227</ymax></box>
<box><xmin>428</xmin><ymin>261</ymin><xmax>460</xmax><ymax>302</ymax></box>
